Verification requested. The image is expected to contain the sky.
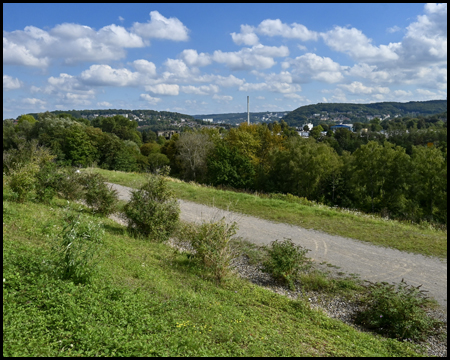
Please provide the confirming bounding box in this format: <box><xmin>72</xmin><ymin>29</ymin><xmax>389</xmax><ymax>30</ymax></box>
<box><xmin>3</xmin><ymin>3</ymin><xmax>447</xmax><ymax>119</ymax></box>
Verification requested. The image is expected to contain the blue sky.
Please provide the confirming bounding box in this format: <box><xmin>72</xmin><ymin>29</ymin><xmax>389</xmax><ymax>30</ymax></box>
<box><xmin>3</xmin><ymin>3</ymin><xmax>447</xmax><ymax>119</ymax></box>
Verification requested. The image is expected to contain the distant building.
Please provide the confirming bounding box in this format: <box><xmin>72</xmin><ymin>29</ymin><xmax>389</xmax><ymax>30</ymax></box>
<box><xmin>331</xmin><ymin>124</ymin><xmax>353</xmax><ymax>132</ymax></box>
<box><xmin>203</xmin><ymin>118</ymin><xmax>213</xmax><ymax>123</ymax></box>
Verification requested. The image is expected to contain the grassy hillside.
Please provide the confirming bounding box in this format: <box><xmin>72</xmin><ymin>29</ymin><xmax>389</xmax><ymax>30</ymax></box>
<box><xmin>87</xmin><ymin>168</ymin><xmax>447</xmax><ymax>259</ymax></box>
<box><xmin>3</xmin><ymin>186</ymin><xmax>426</xmax><ymax>356</ymax></box>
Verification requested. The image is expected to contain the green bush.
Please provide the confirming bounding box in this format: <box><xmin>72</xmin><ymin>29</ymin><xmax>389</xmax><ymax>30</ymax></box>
<box><xmin>262</xmin><ymin>238</ymin><xmax>311</xmax><ymax>290</ymax></box>
<box><xmin>35</xmin><ymin>162</ymin><xmax>62</xmax><ymax>204</ymax></box>
<box><xmin>355</xmin><ymin>279</ymin><xmax>442</xmax><ymax>341</ymax></box>
<box><xmin>49</xmin><ymin>211</ymin><xmax>104</xmax><ymax>284</ymax></box>
<box><xmin>80</xmin><ymin>172</ymin><xmax>119</xmax><ymax>216</ymax></box>
<box><xmin>56</xmin><ymin>167</ymin><xmax>85</xmax><ymax>201</ymax></box>
<box><xmin>7</xmin><ymin>162</ymin><xmax>40</xmax><ymax>203</ymax></box>
<box><xmin>185</xmin><ymin>218</ymin><xmax>238</xmax><ymax>283</ymax></box>
<box><xmin>123</xmin><ymin>166</ymin><xmax>179</xmax><ymax>241</ymax></box>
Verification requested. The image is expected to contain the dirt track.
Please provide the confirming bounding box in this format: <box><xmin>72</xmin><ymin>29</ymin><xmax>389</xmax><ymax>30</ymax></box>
<box><xmin>107</xmin><ymin>182</ymin><xmax>447</xmax><ymax>310</ymax></box>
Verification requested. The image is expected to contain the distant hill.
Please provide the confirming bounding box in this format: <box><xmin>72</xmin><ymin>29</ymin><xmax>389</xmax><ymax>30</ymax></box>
<box><xmin>192</xmin><ymin>111</ymin><xmax>291</xmax><ymax>125</ymax></box>
<box><xmin>282</xmin><ymin>100</ymin><xmax>447</xmax><ymax>127</ymax></box>
<box><xmin>26</xmin><ymin>109</ymin><xmax>196</xmax><ymax>122</ymax></box>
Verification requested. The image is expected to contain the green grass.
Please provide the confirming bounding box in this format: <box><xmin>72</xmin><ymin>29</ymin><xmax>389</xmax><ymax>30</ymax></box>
<box><xmin>86</xmin><ymin>168</ymin><xmax>447</xmax><ymax>259</ymax></box>
<box><xmin>3</xmin><ymin>188</ymin><xmax>426</xmax><ymax>356</ymax></box>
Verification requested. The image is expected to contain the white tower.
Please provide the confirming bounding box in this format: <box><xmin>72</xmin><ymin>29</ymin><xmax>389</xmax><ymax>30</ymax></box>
<box><xmin>247</xmin><ymin>96</ymin><xmax>250</xmax><ymax>125</ymax></box>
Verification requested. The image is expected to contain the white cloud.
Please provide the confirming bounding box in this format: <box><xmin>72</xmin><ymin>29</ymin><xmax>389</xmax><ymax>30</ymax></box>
<box><xmin>80</xmin><ymin>64</ymin><xmax>140</xmax><ymax>86</ymax></box>
<box><xmin>256</xmin><ymin>19</ymin><xmax>318</xmax><ymax>41</ymax></box>
<box><xmin>231</xmin><ymin>24</ymin><xmax>259</xmax><ymax>46</ymax></box>
<box><xmin>239</xmin><ymin>81</ymin><xmax>301</xmax><ymax>94</ymax></box>
<box><xmin>393</xmin><ymin>90</ymin><xmax>413</xmax><ymax>97</ymax></box>
<box><xmin>255</xmin><ymin>96</ymin><xmax>265</xmax><ymax>100</ymax></box>
<box><xmin>288</xmin><ymin>53</ymin><xmax>345</xmax><ymax>83</ymax></box>
<box><xmin>178</xmin><ymin>49</ymin><xmax>212</xmax><ymax>67</ymax></box>
<box><xmin>23</xmin><ymin>97</ymin><xmax>46</xmax><ymax>105</ymax></box>
<box><xmin>118</xmin><ymin>16</ymin><xmax>124</xmax><ymax>22</ymax></box>
<box><xmin>387</xmin><ymin>25</ymin><xmax>401</xmax><ymax>33</ymax></box>
<box><xmin>3</xmin><ymin>75</ymin><xmax>22</xmax><ymax>90</ymax></box>
<box><xmin>213</xmin><ymin>74</ymin><xmax>245</xmax><ymax>87</ymax></box>
<box><xmin>212</xmin><ymin>44</ymin><xmax>289</xmax><ymax>70</ymax></box>
<box><xmin>97</xmin><ymin>101</ymin><xmax>112</xmax><ymax>107</ymax></box>
<box><xmin>145</xmin><ymin>83</ymin><xmax>179</xmax><ymax>95</ymax></box>
<box><xmin>338</xmin><ymin>81</ymin><xmax>390</xmax><ymax>95</ymax></box>
<box><xmin>181</xmin><ymin>84</ymin><xmax>219</xmax><ymax>95</ymax></box>
<box><xmin>283</xmin><ymin>93</ymin><xmax>305</xmax><ymax>100</ymax></box>
<box><xmin>213</xmin><ymin>94</ymin><xmax>233</xmax><ymax>101</ymax></box>
<box><xmin>131</xmin><ymin>11</ymin><xmax>189</xmax><ymax>41</ymax></box>
<box><xmin>297</xmin><ymin>44</ymin><xmax>307</xmax><ymax>51</ymax></box>
<box><xmin>3</xmin><ymin>23</ymin><xmax>146</xmax><ymax>67</ymax></box>
<box><xmin>140</xmin><ymin>93</ymin><xmax>162</xmax><ymax>104</ymax></box>
<box><xmin>321</xmin><ymin>26</ymin><xmax>400</xmax><ymax>63</ymax></box>
<box><xmin>3</xmin><ymin>36</ymin><xmax>50</xmax><ymax>67</ymax></box>
<box><xmin>132</xmin><ymin>59</ymin><xmax>157</xmax><ymax>76</ymax></box>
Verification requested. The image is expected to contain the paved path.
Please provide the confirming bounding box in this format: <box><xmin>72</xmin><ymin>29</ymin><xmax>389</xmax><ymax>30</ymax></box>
<box><xmin>108</xmin><ymin>182</ymin><xmax>447</xmax><ymax>310</ymax></box>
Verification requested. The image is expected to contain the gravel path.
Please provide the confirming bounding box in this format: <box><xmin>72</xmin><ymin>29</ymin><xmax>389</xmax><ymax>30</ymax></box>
<box><xmin>107</xmin><ymin>181</ymin><xmax>447</xmax><ymax>356</ymax></box>
<box><xmin>107</xmin><ymin>182</ymin><xmax>447</xmax><ymax>311</ymax></box>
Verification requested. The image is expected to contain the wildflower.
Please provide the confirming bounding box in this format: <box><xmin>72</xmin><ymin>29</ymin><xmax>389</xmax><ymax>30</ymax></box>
<box><xmin>380</xmin><ymin>315</ymin><xmax>383</xmax><ymax>318</ymax></box>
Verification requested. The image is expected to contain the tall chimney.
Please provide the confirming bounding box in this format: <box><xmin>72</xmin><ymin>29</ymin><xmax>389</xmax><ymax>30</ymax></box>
<box><xmin>247</xmin><ymin>96</ymin><xmax>250</xmax><ymax>125</ymax></box>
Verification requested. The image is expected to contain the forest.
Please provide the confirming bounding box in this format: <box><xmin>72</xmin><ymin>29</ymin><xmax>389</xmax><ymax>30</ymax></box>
<box><xmin>3</xmin><ymin>110</ymin><xmax>447</xmax><ymax>225</ymax></box>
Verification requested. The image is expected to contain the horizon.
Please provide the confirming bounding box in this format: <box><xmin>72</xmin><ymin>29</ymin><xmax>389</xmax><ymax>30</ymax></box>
<box><xmin>4</xmin><ymin>98</ymin><xmax>447</xmax><ymax>120</ymax></box>
<box><xmin>3</xmin><ymin>3</ymin><xmax>447</xmax><ymax>119</ymax></box>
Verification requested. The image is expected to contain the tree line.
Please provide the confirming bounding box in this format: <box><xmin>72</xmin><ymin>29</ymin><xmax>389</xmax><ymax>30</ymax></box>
<box><xmin>3</xmin><ymin>111</ymin><xmax>447</xmax><ymax>225</ymax></box>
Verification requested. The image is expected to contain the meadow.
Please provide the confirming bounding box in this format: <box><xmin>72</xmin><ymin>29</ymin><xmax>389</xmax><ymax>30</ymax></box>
<box><xmin>3</xmin><ymin>183</ymin><xmax>429</xmax><ymax>357</ymax></box>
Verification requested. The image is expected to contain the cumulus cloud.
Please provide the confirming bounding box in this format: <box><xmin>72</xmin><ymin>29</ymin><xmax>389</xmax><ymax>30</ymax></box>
<box><xmin>287</xmin><ymin>53</ymin><xmax>345</xmax><ymax>83</ymax></box>
<box><xmin>338</xmin><ymin>81</ymin><xmax>390</xmax><ymax>95</ymax></box>
<box><xmin>231</xmin><ymin>24</ymin><xmax>260</xmax><ymax>46</ymax></box>
<box><xmin>213</xmin><ymin>44</ymin><xmax>289</xmax><ymax>70</ymax></box>
<box><xmin>132</xmin><ymin>59</ymin><xmax>157</xmax><ymax>76</ymax></box>
<box><xmin>257</xmin><ymin>18</ymin><xmax>319</xmax><ymax>41</ymax></box>
<box><xmin>212</xmin><ymin>94</ymin><xmax>233</xmax><ymax>101</ymax></box>
<box><xmin>213</xmin><ymin>74</ymin><xmax>245</xmax><ymax>87</ymax></box>
<box><xmin>387</xmin><ymin>25</ymin><xmax>401</xmax><ymax>33</ymax></box>
<box><xmin>181</xmin><ymin>84</ymin><xmax>219</xmax><ymax>95</ymax></box>
<box><xmin>145</xmin><ymin>83</ymin><xmax>179</xmax><ymax>95</ymax></box>
<box><xmin>97</xmin><ymin>101</ymin><xmax>112</xmax><ymax>107</ymax></box>
<box><xmin>321</xmin><ymin>26</ymin><xmax>400</xmax><ymax>63</ymax></box>
<box><xmin>131</xmin><ymin>11</ymin><xmax>189</xmax><ymax>41</ymax></box>
<box><xmin>140</xmin><ymin>93</ymin><xmax>162</xmax><ymax>104</ymax></box>
<box><xmin>81</xmin><ymin>64</ymin><xmax>140</xmax><ymax>86</ymax></box>
<box><xmin>3</xmin><ymin>23</ymin><xmax>145</xmax><ymax>66</ymax></box>
<box><xmin>23</xmin><ymin>97</ymin><xmax>46</xmax><ymax>106</ymax></box>
<box><xmin>178</xmin><ymin>49</ymin><xmax>212</xmax><ymax>67</ymax></box>
<box><xmin>3</xmin><ymin>75</ymin><xmax>22</xmax><ymax>90</ymax></box>
<box><xmin>239</xmin><ymin>81</ymin><xmax>301</xmax><ymax>94</ymax></box>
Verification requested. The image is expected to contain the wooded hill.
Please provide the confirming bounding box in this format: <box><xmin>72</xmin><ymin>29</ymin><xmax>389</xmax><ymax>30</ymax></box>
<box><xmin>283</xmin><ymin>100</ymin><xmax>447</xmax><ymax>127</ymax></box>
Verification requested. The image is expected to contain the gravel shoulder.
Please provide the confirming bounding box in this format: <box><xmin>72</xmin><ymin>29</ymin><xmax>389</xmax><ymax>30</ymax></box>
<box><xmin>107</xmin><ymin>181</ymin><xmax>447</xmax><ymax>356</ymax></box>
<box><xmin>108</xmin><ymin>181</ymin><xmax>447</xmax><ymax>311</ymax></box>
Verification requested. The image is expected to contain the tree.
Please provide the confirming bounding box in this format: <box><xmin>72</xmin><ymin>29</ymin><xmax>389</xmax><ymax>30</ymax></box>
<box><xmin>140</xmin><ymin>142</ymin><xmax>160</xmax><ymax>156</ymax></box>
<box><xmin>176</xmin><ymin>131</ymin><xmax>213</xmax><ymax>181</ymax></box>
<box><xmin>409</xmin><ymin>145</ymin><xmax>447</xmax><ymax>222</ymax></box>
<box><xmin>207</xmin><ymin>144</ymin><xmax>255</xmax><ymax>189</ymax></box>
<box><xmin>17</xmin><ymin>114</ymin><xmax>37</xmax><ymax>125</ymax></box>
<box><xmin>310</xmin><ymin>125</ymin><xmax>324</xmax><ymax>139</ymax></box>
<box><xmin>64</xmin><ymin>124</ymin><xmax>97</xmax><ymax>167</ymax></box>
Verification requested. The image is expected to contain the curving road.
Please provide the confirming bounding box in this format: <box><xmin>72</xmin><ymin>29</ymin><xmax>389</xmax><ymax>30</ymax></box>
<box><xmin>107</xmin><ymin>182</ymin><xmax>447</xmax><ymax>310</ymax></box>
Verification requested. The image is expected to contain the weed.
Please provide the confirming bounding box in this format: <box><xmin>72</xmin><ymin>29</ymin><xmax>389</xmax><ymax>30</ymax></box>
<box><xmin>123</xmin><ymin>166</ymin><xmax>179</xmax><ymax>242</ymax></box>
<box><xmin>35</xmin><ymin>162</ymin><xmax>61</xmax><ymax>204</ymax></box>
<box><xmin>183</xmin><ymin>218</ymin><xmax>238</xmax><ymax>283</ymax></box>
<box><xmin>261</xmin><ymin>238</ymin><xmax>312</xmax><ymax>290</ymax></box>
<box><xmin>56</xmin><ymin>167</ymin><xmax>86</xmax><ymax>201</ymax></box>
<box><xmin>49</xmin><ymin>210</ymin><xmax>104</xmax><ymax>284</ymax></box>
<box><xmin>355</xmin><ymin>279</ymin><xmax>443</xmax><ymax>341</ymax></box>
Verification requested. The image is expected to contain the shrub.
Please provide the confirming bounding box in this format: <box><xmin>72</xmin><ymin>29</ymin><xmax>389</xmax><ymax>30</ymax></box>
<box><xmin>7</xmin><ymin>162</ymin><xmax>40</xmax><ymax>203</ymax></box>
<box><xmin>50</xmin><ymin>211</ymin><xmax>104</xmax><ymax>284</ymax></box>
<box><xmin>185</xmin><ymin>218</ymin><xmax>238</xmax><ymax>283</ymax></box>
<box><xmin>35</xmin><ymin>162</ymin><xmax>62</xmax><ymax>204</ymax></box>
<box><xmin>355</xmin><ymin>279</ymin><xmax>443</xmax><ymax>341</ymax></box>
<box><xmin>123</xmin><ymin>166</ymin><xmax>179</xmax><ymax>241</ymax></box>
<box><xmin>80</xmin><ymin>172</ymin><xmax>119</xmax><ymax>216</ymax></box>
<box><xmin>56</xmin><ymin>167</ymin><xmax>85</xmax><ymax>201</ymax></box>
<box><xmin>261</xmin><ymin>238</ymin><xmax>311</xmax><ymax>290</ymax></box>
